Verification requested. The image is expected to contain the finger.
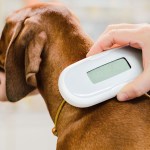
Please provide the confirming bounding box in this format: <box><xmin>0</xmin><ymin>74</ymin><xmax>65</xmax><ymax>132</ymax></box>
<box><xmin>117</xmin><ymin>68</ymin><xmax>150</xmax><ymax>101</ymax></box>
<box><xmin>103</xmin><ymin>24</ymin><xmax>138</xmax><ymax>34</ymax></box>
<box><xmin>129</xmin><ymin>43</ymin><xmax>141</xmax><ymax>49</ymax></box>
<box><xmin>142</xmin><ymin>46</ymin><xmax>150</xmax><ymax>69</ymax></box>
<box><xmin>87</xmin><ymin>28</ymin><xmax>139</xmax><ymax>57</ymax></box>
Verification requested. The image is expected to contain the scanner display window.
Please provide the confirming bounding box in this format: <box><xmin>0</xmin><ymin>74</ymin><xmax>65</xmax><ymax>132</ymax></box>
<box><xmin>87</xmin><ymin>58</ymin><xmax>131</xmax><ymax>84</ymax></box>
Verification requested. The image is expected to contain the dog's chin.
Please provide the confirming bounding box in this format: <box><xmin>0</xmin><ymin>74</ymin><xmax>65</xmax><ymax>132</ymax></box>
<box><xmin>0</xmin><ymin>96</ymin><xmax>8</xmax><ymax>102</ymax></box>
<box><xmin>0</xmin><ymin>71</ymin><xmax>8</xmax><ymax>102</ymax></box>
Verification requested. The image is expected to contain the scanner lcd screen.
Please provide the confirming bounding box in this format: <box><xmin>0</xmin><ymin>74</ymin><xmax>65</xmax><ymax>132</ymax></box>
<box><xmin>87</xmin><ymin>58</ymin><xmax>131</xmax><ymax>84</ymax></box>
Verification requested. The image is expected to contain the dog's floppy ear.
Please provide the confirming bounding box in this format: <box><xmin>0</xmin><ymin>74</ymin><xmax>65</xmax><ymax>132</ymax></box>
<box><xmin>0</xmin><ymin>20</ymin><xmax>23</xmax><ymax>69</ymax></box>
<box><xmin>5</xmin><ymin>19</ymin><xmax>47</xmax><ymax>102</ymax></box>
<box><xmin>25</xmin><ymin>31</ymin><xmax>47</xmax><ymax>87</ymax></box>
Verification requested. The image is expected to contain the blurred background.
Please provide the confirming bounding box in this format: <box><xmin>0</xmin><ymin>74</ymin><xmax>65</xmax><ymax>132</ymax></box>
<box><xmin>0</xmin><ymin>0</ymin><xmax>150</xmax><ymax>150</ymax></box>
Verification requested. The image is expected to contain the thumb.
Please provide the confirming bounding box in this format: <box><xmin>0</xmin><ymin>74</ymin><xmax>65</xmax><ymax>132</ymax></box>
<box><xmin>117</xmin><ymin>68</ymin><xmax>150</xmax><ymax>101</ymax></box>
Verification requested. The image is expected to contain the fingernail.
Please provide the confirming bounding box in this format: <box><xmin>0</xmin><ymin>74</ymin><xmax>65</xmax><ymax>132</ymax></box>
<box><xmin>86</xmin><ymin>52</ymin><xmax>91</xmax><ymax>57</ymax></box>
<box><xmin>86</xmin><ymin>53</ymin><xmax>89</xmax><ymax>57</ymax></box>
<box><xmin>117</xmin><ymin>93</ymin><xmax>129</xmax><ymax>101</ymax></box>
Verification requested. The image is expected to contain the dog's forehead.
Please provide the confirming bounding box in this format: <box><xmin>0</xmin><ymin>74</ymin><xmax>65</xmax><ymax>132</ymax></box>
<box><xmin>6</xmin><ymin>3</ymin><xmax>77</xmax><ymax>25</ymax></box>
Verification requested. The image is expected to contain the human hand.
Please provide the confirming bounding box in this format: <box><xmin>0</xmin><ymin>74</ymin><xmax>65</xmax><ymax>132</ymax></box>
<box><xmin>87</xmin><ymin>24</ymin><xmax>150</xmax><ymax>101</ymax></box>
<box><xmin>0</xmin><ymin>71</ymin><xmax>8</xmax><ymax>101</ymax></box>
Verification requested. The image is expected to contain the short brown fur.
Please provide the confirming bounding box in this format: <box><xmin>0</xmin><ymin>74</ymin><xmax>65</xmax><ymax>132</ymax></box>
<box><xmin>0</xmin><ymin>3</ymin><xmax>150</xmax><ymax>150</ymax></box>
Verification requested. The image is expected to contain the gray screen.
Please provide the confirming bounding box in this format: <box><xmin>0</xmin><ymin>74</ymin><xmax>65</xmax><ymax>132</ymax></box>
<box><xmin>87</xmin><ymin>58</ymin><xmax>131</xmax><ymax>84</ymax></box>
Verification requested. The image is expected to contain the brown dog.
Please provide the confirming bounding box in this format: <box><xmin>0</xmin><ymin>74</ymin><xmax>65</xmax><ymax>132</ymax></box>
<box><xmin>0</xmin><ymin>3</ymin><xmax>150</xmax><ymax>150</ymax></box>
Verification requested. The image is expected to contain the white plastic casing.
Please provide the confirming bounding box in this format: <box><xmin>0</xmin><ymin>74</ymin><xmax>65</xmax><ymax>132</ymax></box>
<box><xmin>58</xmin><ymin>46</ymin><xmax>143</xmax><ymax>108</ymax></box>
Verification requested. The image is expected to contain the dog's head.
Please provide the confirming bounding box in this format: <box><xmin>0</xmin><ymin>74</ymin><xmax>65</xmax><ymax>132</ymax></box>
<box><xmin>0</xmin><ymin>3</ymin><xmax>93</xmax><ymax>102</ymax></box>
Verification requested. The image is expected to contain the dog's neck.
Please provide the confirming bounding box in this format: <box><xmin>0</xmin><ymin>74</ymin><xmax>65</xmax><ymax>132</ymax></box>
<box><xmin>36</xmin><ymin>18</ymin><xmax>93</xmax><ymax>124</ymax></box>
